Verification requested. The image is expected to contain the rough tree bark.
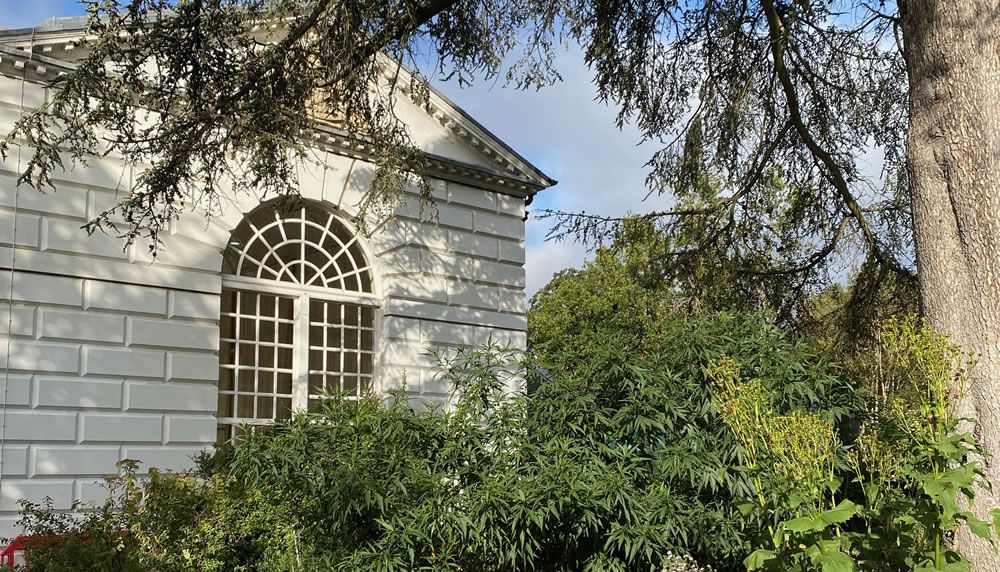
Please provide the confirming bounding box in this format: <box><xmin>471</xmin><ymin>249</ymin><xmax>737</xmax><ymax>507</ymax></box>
<box><xmin>902</xmin><ymin>1</ymin><xmax>1000</xmax><ymax>568</ymax></box>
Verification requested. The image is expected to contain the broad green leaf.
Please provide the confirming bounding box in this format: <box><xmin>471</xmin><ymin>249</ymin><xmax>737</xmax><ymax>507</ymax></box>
<box><xmin>965</xmin><ymin>514</ymin><xmax>994</xmax><ymax>541</ymax></box>
<box><xmin>744</xmin><ymin>548</ymin><xmax>777</xmax><ymax>570</ymax></box>
<box><xmin>785</xmin><ymin>516</ymin><xmax>820</xmax><ymax>533</ymax></box>
<box><xmin>819</xmin><ymin>500</ymin><xmax>859</xmax><ymax>527</ymax></box>
<box><xmin>737</xmin><ymin>501</ymin><xmax>757</xmax><ymax>517</ymax></box>
<box><xmin>812</xmin><ymin>549</ymin><xmax>856</xmax><ymax>572</ymax></box>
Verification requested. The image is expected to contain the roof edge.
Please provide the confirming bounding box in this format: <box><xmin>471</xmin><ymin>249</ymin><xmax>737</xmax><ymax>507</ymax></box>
<box><xmin>0</xmin><ymin>16</ymin><xmax>557</xmax><ymax>193</ymax></box>
<box><xmin>0</xmin><ymin>44</ymin><xmax>547</xmax><ymax>198</ymax></box>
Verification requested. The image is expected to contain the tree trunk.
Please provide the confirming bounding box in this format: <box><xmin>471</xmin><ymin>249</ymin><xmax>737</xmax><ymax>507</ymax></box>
<box><xmin>902</xmin><ymin>1</ymin><xmax>1000</xmax><ymax>568</ymax></box>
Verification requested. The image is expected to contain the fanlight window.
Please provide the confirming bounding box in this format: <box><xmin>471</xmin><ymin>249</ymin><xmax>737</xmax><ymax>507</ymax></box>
<box><xmin>217</xmin><ymin>201</ymin><xmax>377</xmax><ymax>444</ymax></box>
<box><xmin>224</xmin><ymin>202</ymin><xmax>373</xmax><ymax>291</ymax></box>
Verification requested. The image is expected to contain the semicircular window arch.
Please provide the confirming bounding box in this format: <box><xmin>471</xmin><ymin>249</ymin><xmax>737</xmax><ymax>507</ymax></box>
<box><xmin>217</xmin><ymin>200</ymin><xmax>377</xmax><ymax>444</ymax></box>
<box><xmin>223</xmin><ymin>201</ymin><xmax>374</xmax><ymax>293</ymax></box>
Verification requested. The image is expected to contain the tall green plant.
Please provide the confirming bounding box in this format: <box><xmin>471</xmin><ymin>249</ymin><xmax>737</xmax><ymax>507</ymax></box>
<box><xmin>849</xmin><ymin>318</ymin><xmax>999</xmax><ymax>571</ymax></box>
<box><xmin>713</xmin><ymin>318</ymin><xmax>1000</xmax><ymax>571</ymax></box>
<box><xmin>710</xmin><ymin>358</ymin><xmax>856</xmax><ymax>571</ymax></box>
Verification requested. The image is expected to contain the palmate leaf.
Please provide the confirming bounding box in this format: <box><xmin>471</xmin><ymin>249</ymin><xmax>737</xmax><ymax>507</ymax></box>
<box><xmin>784</xmin><ymin>500</ymin><xmax>858</xmax><ymax>533</ymax></box>
<box><xmin>784</xmin><ymin>515</ymin><xmax>818</xmax><ymax>533</ymax></box>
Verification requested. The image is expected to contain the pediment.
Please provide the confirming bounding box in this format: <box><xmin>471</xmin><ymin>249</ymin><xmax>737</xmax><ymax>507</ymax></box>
<box><xmin>0</xmin><ymin>18</ymin><xmax>555</xmax><ymax>196</ymax></box>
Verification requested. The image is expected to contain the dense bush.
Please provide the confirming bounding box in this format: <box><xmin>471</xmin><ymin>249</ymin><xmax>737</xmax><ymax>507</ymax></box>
<box><xmin>712</xmin><ymin>317</ymin><xmax>1000</xmax><ymax>571</ymax></box>
<box><xmin>18</xmin><ymin>308</ymin><xmax>849</xmax><ymax>571</ymax></box>
<box><xmin>16</xmin><ymin>311</ymin><xmax>998</xmax><ymax>571</ymax></box>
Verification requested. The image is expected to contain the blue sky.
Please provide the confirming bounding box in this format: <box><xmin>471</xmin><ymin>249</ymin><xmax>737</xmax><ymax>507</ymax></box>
<box><xmin>1</xmin><ymin>1</ymin><xmax>662</xmax><ymax>295</ymax></box>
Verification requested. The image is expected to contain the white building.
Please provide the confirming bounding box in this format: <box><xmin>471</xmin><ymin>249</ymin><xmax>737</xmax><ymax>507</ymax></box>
<box><xmin>0</xmin><ymin>17</ymin><xmax>554</xmax><ymax>536</ymax></box>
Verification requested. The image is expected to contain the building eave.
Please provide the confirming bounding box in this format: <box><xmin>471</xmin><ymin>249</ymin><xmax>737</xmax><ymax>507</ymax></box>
<box><xmin>0</xmin><ymin>43</ymin><xmax>550</xmax><ymax>198</ymax></box>
<box><xmin>0</xmin><ymin>19</ymin><xmax>557</xmax><ymax>195</ymax></box>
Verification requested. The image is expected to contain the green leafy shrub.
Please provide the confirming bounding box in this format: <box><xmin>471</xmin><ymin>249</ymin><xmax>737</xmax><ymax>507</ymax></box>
<box><xmin>17</xmin><ymin>468</ymin><xmax>144</xmax><ymax>571</ymax></box>
<box><xmin>18</xmin><ymin>315</ymin><xmax>839</xmax><ymax>571</ymax></box>
<box><xmin>713</xmin><ymin>317</ymin><xmax>1000</xmax><ymax>571</ymax></box>
<box><xmin>18</xmin><ymin>459</ymin><xmax>305</xmax><ymax>572</ymax></box>
<box><xmin>31</xmin><ymin>315</ymin><xmax>991</xmax><ymax>571</ymax></box>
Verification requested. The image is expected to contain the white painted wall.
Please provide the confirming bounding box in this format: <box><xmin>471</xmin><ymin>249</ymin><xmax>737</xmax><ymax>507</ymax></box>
<box><xmin>0</xmin><ymin>69</ymin><xmax>529</xmax><ymax>537</ymax></box>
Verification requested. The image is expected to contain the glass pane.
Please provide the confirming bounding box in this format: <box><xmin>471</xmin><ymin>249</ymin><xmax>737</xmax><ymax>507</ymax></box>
<box><xmin>217</xmin><ymin>393</ymin><xmax>233</xmax><ymax>417</ymax></box>
<box><xmin>276</xmin><ymin>398</ymin><xmax>293</xmax><ymax>420</ymax></box>
<box><xmin>344</xmin><ymin>352</ymin><xmax>358</xmax><ymax>373</ymax></box>
<box><xmin>238</xmin><ymin>344</ymin><xmax>255</xmax><ymax>366</ymax></box>
<box><xmin>256</xmin><ymin>396</ymin><xmax>273</xmax><ymax>419</ymax></box>
<box><xmin>238</xmin><ymin>318</ymin><xmax>255</xmax><ymax>340</ymax></box>
<box><xmin>309</xmin><ymin>374</ymin><xmax>324</xmax><ymax>394</ymax></box>
<box><xmin>278</xmin><ymin>348</ymin><xmax>293</xmax><ymax>369</ymax></box>
<box><xmin>220</xmin><ymin>342</ymin><xmax>235</xmax><ymax>364</ymax></box>
<box><xmin>277</xmin><ymin>373</ymin><xmax>293</xmax><ymax>395</ymax></box>
<box><xmin>345</xmin><ymin>307</ymin><xmax>359</xmax><ymax>327</ymax></box>
<box><xmin>344</xmin><ymin>329</ymin><xmax>359</xmax><ymax>350</ymax></box>
<box><xmin>278</xmin><ymin>297</ymin><xmax>294</xmax><ymax>319</ymax></box>
<box><xmin>237</xmin><ymin>395</ymin><xmax>254</xmax><ymax>418</ymax></box>
<box><xmin>309</xmin><ymin>350</ymin><xmax>324</xmax><ymax>371</ymax></box>
<box><xmin>259</xmin><ymin>345</ymin><xmax>274</xmax><ymax>366</ymax></box>
<box><xmin>219</xmin><ymin>369</ymin><xmax>234</xmax><ymax>391</ymax></box>
<box><xmin>221</xmin><ymin>290</ymin><xmax>237</xmax><ymax>313</ymax></box>
<box><xmin>343</xmin><ymin>274</ymin><xmax>359</xmax><ymax>291</ymax></box>
<box><xmin>238</xmin><ymin>370</ymin><xmax>255</xmax><ymax>392</ymax></box>
<box><xmin>259</xmin><ymin>295</ymin><xmax>275</xmax><ymax>316</ymax></box>
<box><xmin>258</xmin><ymin>371</ymin><xmax>274</xmax><ymax>393</ymax></box>
<box><xmin>220</xmin><ymin>316</ymin><xmax>235</xmax><ymax>339</ymax></box>
<box><xmin>343</xmin><ymin>376</ymin><xmax>358</xmax><ymax>395</ymax></box>
<box><xmin>259</xmin><ymin>320</ymin><xmax>275</xmax><ymax>342</ymax></box>
<box><xmin>239</xmin><ymin>292</ymin><xmax>257</xmax><ymax>314</ymax></box>
<box><xmin>261</xmin><ymin>225</ymin><xmax>283</xmax><ymax>250</ymax></box>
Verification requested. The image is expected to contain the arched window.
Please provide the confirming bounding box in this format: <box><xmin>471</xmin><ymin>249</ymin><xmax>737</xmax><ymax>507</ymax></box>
<box><xmin>216</xmin><ymin>200</ymin><xmax>377</xmax><ymax>443</ymax></box>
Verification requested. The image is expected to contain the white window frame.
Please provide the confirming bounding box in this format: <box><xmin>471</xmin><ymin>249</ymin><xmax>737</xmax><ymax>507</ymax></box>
<box><xmin>217</xmin><ymin>204</ymin><xmax>381</xmax><ymax>439</ymax></box>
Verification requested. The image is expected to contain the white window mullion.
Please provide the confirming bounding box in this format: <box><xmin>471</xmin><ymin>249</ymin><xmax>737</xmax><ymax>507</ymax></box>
<box><xmin>292</xmin><ymin>293</ymin><xmax>311</xmax><ymax>412</ymax></box>
<box><xmin>218</xmin><ymin>202</ymin><xmax>380</xmax><ymax>443</ymax></box>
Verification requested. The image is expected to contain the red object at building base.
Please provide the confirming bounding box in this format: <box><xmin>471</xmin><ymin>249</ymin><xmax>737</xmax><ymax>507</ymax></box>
<box><xmin>0</xmin><ymin>532</ymin><xmax>126</xmax><ymax>570</ymax></box>
<box><xmin>0</xmin><ymin>535</ymin><xmax>67</xmax><ymax>570</ymax></box>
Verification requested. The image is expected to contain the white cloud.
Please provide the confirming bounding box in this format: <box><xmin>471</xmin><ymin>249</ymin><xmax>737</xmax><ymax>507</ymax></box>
<box><xmin>433</xmin><ymin>47</ymin><xmax>663</xmax><ymax>295</ymax></box>
<box><xmin>524</xmin><ymin>239</ymin><xmax>590</xmax><ymax>299</ymax></box>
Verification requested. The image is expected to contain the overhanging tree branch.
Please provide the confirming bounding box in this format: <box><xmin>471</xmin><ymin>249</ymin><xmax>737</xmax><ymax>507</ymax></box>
<box><xmin>761</xmin><ymin>0</ymin><xmax>911</xmax><ymax>279</ymax></box>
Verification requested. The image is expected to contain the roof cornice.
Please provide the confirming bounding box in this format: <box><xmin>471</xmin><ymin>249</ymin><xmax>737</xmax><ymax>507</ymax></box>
<box><xmin>0</xmin><ymin>22</ymin><xmax>556</xmax><ymax>197</ymax></box>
